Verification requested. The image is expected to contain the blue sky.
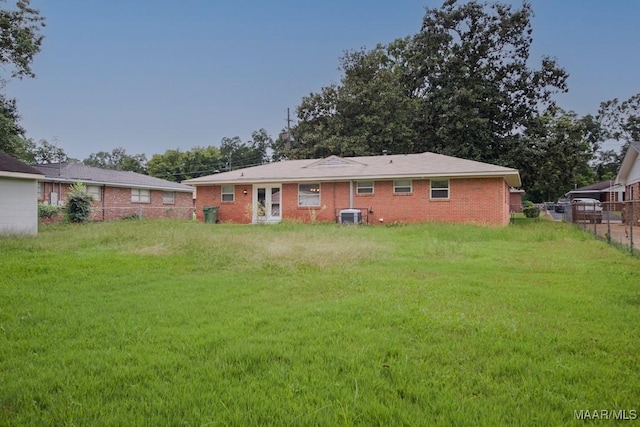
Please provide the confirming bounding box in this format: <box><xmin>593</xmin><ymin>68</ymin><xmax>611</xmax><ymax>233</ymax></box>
<box><xmin>5</xmin><ymin>0</ymin><xmax>640</xmax><ymax>160</ymax></box>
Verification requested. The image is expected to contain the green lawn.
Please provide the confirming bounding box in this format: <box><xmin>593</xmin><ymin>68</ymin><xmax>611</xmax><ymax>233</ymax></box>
<box><xmin>1</xmin><ymin>219</ymin><xmax>639</xmax><ymax>426</ymax></box>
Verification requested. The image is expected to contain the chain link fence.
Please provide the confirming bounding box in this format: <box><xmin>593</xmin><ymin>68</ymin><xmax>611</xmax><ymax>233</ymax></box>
<box><xmin>90</xmin><ymin>206</ymin><xmax>195</xmax><ymax>221</ymax></box>
<box><xmin>564</xmin><ymin>201</ymin><xmax>639</xmax><ymax>255</ymax></box>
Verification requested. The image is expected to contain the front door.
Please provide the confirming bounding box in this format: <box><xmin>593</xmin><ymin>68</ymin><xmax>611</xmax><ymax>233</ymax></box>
<box><xmin>253</xmin><ymin>184</ymin><xmax>281</xmax><ymax>223</ymax></box>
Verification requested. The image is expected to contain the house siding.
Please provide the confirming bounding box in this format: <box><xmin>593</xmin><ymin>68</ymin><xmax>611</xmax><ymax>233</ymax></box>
<box><xmin>195</xmin><ymin>177</ymin><xmax>511</xmax><ymax>226</ymax></box>
<box><xmin>0</xmin><ymin>177</ymin><xmax>39</xmax><ymax>235</ymax></box>
<box><xmin>39</xmin><ymin>182</ymin><xmax>193</xmax><ymax>221</ymax></box>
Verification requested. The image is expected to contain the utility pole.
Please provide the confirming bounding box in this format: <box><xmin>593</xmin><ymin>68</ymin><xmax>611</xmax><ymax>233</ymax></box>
<box><xmin>285</xmin><ymin>108</ymin><xmax>293</xmax><ymax>149</ymax></box>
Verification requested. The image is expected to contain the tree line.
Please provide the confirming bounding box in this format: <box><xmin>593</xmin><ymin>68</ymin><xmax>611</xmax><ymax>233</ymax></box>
<box><xmin>0</xmin><ymin>0</ymin><xmax>638</xmax><ymax>202</ymax></box>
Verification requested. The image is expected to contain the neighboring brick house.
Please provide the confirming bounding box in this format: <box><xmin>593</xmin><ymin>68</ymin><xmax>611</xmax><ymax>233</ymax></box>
<box><xmin>566</xmin><ymin>181</ymin><xmax>624</xmax><ymax>209</ymax></box>
<box><xmin>615</xmin><ymin>142</ymin><xmax>640</xmax><ymax>224</ymax></box>
<box><xmin>509</xmin><ymin>188</ymin><xmax>525</xmax><ymax>213</ymax></box>
<box><xmin>0</xmin><ymin>153</ymin><xmax>45</xmax><ymax>235</ymax></box>
<box><xmin>34</xmin><ymin>162</ymin><xmax>194</xmax><ymax>221</ymax></box>
<box><xmin>184</xmin><ymin>152</ymin><xmax>521</xmax><ymax>226</ymax></box>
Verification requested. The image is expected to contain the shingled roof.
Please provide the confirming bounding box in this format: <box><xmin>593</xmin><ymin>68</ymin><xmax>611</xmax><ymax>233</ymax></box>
<box><xmin>184</xmin><ymin>152</ymin><xmax>522</xmax><ymax>187</ymax></box>
<box><xmin>0</xmin><ymin>153</ymin><xmax>44</xmax><ymax>178</ymax></box>
<box><xmin>33</xmin><ymin>162</ymin><xmax>194</xmax><ymax>192</ymax></box>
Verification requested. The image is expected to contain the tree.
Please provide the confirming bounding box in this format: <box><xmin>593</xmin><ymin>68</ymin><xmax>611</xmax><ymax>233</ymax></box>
<box><xmin>0</xmin><ymin>0</ymin><xmax>45</xmax><ymax>159</ymax></box>
<box><xmin>65</xmin><ymin>181</ymin><xmax>92</xmax><ymax>223</ymax></box>
<box><xmin>0</xmin><ymin>0</ymin><xmax>45</xmax><ymax>80</ymax></box>
<box><xmin>596</xmin><ymin>93</ymin><xmax>640</xmax><ymax>161</ymax></box>
<box><xmin>83</xmin><ymin>147</ymin><xmax>146</xmax><ymax>173</ymax></box>
<box><xmin>147</xmin><ymin>146</ymin><xmax>222</xmax><ymax>182</ymax></box>
<box><xmin>219</xmin><ymin>129</ymin><xmax>271</xmax><ymax>170</ymax></box>
<box><xmin>289</xmin><ymin>41</ymin><xmax>421</xmax><ymax>159</ymax></box>
<box><xmin>32</xmin><ymin>138</ymin><xmax>67</xmax><ymax>164</ymax></box>
<box><xmin>289</xmin><ymin>0</ymin><xmax>568</xmax><ymax>167</ymax></box>
<box><xmin>515</xmin><ymin>109</ymin><xmax>597</xmax><ymax>202</ymax></box>
<box><xmin>409</xmin><ymin>0</ymin><xmax>567</xmax><ymax>163</ymax></box>
<box><xmin>593</xmin><ymin>149</ymin><xmax>619</xmax><ymax>182</ymax></box>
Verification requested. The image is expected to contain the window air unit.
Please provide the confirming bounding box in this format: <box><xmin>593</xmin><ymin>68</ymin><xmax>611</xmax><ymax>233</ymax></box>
<box><xmin>339</xmin><ymin>209</ymin><xmax>362</xmax><ymax>224</ymax></box>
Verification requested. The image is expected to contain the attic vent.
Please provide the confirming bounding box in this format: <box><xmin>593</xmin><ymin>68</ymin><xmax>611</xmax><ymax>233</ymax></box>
<box><xmin>339</xmin><ymin>209</ymin><xmax>362</xmax><ymax>225</ymax></box>
<box><xmin>319</xmin><ymin>158</ymin><xmax>350</xmax><ymax>166</ymax></box>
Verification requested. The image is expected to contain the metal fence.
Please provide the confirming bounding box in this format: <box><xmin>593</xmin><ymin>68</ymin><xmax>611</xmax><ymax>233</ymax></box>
<box><xmin>563</xmin><ymin>201</ymin><xmax>640</xmax><ymax>255</ymax></box>
<box><xmin>40</xmin><ymin>206</ymin><xmax>196</xmax><ymax>223</ymax></box>
<box><xmin>90</xmin><ymin>206</ymin><xmax>195</xmax><ymax>221</ymax></box>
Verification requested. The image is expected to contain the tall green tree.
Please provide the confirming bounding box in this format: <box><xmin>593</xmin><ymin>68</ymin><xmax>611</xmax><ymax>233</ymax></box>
<box><xmin>288</xmin><ymin>41</ymin><xmax>420</xmax><ymax>159</ymax></box>
<box><xmin>288</xmin><ymin>0</ymin><xmax>568</xmax><ymax>167</ymax></box>
<box><xmin>0</xmin><ymin>0</ymin><xmax>45</xmax><ymax>159</ymax></box>
<box><xmin>147</xmin><ymin>146</ymin><xmax>222</xmax><ymax>182</ymax></box>
<box><xmin>220</xmin><ymin>129</ymin><xmax>271</xmax><ymax>170</ymax></box>
<box><xmin>33</xmin><ymin>138</ymin><xmax>67</xmax><ymax>164</ymax></box>
<box><xmin>409</xmin><ymin>0</ymin><xmax>567</xmax><ymax>163</ymax></box>
<box><xmin>515</xmin><ymin>109</ymin><xmax>598</xmax><ymax>201</ymax></box>
<box><xmin>83</xmin><ymin>147</ymin><xmax>146</xmax><ymax>173</ymax></box>
<box><xmin>596</xmin><ymin>93</ymin><xmax>640</xmax><ymax>162</ymax></box>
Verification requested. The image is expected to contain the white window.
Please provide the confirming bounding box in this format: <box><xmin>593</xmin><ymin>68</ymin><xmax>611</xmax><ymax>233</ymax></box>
<box><xmin>431</xmin><ymin>179</ymin><xmax>450</xmax><ymax>199</ymax></box>
<box><xmin>221</xmin><ymin>185</ymin><xmax>234</xmax><ymax>202</ymax></box>
<box><xmin>393</xmin><ymin>180</ymin><xmax>412</xmax><ymax>194</ymax></box>
<box><xmin>37</xmin><ymin>182</ymin><xmax>44</xmax><ymax>200</ymax></box>
<box><xmin>87</xmin><ymin>185</ymin><xmax>101</xmax><ymax>201</ymax></box>
<box><xmin>163</xmin><ymin>191</ymin><xmax>175</xmax><ymax>204</ymax></box>
<box><xmin>357</xmin><ymin>181</ymin><xmax>374</xmax><ymax>195</ymax></box>
<box><xmin>298</xmin><ymin>183</ymin><xmax>320</xmax><ymax>206</ymax></box>
<box><xmin>131</xmin><ymin>188</ymin><xmax>150</xmax><ymax>203</ymax></box>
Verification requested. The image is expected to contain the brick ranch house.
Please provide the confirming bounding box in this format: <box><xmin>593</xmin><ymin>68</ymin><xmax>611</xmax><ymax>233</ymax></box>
<box><xmin>615</xmin><ymin>142</ymin><xmax>640</xmax><ymax>224</ymax></box>
<box><xmin>34</xmin><ymin>162</ymin><xmax>195</xmax><ymax>221</ymax></box>
<box><xmin>184</xmin><ymin>152</ymin><xmax>522</xmax><ymax>226</ymax></box>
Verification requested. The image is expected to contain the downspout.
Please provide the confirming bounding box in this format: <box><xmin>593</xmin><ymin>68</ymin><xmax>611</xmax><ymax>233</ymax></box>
<box><xmin>101</xmin><ymin>185</ymin><xmax>105</xmax><ymax>221</ymax></box>
<box><xmin>349</xmin><ymin>180</ymin><xmax>354</xmax><ymax>209</ymax></box>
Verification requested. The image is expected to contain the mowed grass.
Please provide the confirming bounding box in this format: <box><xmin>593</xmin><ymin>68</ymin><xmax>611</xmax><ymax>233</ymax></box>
<box><xmin>1</xmin><ymin>219</ymin><xmax>639</xmax><ymax>426</ymax></box>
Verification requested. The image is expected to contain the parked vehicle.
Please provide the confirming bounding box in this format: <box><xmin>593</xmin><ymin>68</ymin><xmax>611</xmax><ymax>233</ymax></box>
<box><xmin>572</xmin><ymin>198</ymin><xmax>603</xmax><ymax>223</ymax></box>
<box><xmin>554</xmin><ymin>198</ymin><xmax>570</xmax><ymax>213</ymax></box>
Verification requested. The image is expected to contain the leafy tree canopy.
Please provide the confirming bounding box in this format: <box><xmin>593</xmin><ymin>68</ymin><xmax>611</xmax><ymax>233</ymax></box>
<box><xmin>83</xmin><ymin>147</ymin><xmax>146</xmax><ymax>174</ymax></box>
<box><xmin>284</xmin><ymin>0</ymin><xmax>569</xmax><ymax>168</ymax></box>
<box><xmin>273</xmin><ymin>0</ymin><xmax>611</xmax><ymax>201</ymax></box>
<box><xmin>147</xmin><ymin>146</ymin><xmax>223</xmax><ymax>182</ymax></box>
<box><xmin>0</xmin><ymin>0</ymin><xmax>44</xmax><ymax>160</ymax></box>
<box><xmin>596</xmin><ymin>93</ymin><xmax>640</xmax><ymax>163</ymax></box>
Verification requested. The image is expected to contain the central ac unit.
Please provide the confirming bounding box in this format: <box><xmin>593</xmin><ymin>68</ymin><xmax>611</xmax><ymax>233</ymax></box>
<box><xmin>339</xmin><ymin>209</ymin><xmax>362</xmax><ymax>224</ymax></box>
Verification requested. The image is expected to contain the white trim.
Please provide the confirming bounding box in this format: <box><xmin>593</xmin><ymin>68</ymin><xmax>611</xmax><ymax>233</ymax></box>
<box><xmin>0</xmin><ymin>171</ymin><xmax>44</xmax><ymax>180</ymax></box>
<box><xmin>253</xmin><ymin>184</ymin><xmax>282</xmax><ymax>224</ymax></box>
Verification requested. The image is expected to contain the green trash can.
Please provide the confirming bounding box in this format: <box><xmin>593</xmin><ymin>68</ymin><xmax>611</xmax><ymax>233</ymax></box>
<box><xmin>203</xmin><ymin>206</ymin><xmax>218</xmax><ymax>223</ymax></box>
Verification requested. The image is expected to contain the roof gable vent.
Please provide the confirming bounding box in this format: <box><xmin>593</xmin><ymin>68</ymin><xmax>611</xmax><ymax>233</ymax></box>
<box><xmin>305</xmin><ymin>155</ymin><xmax>366</xmax><ymax>168</ymax></box>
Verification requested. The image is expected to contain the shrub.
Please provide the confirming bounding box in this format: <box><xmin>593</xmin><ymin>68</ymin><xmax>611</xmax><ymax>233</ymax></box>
<box><xmin>66</xmin><ymin>182</ymin><xmax>93</xmax><ymax>223</ymax></box>
<box><xmin>522</xmin><ymin>200</ymin><xmax>541</xmax><ymax>218</ymax></box>
<box><xmin>38</xmin><ymin>203</ymin><xmax>62</xmax><ymax>219</ymax></box>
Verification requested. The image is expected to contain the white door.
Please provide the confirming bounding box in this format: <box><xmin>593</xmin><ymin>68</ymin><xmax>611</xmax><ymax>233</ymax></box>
<box><xmin>253</xmin><ymin>184</ymin><xmax>281</xmax><ymax>223</ymax></box>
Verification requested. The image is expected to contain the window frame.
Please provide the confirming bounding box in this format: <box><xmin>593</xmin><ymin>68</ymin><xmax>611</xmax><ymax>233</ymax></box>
<box><xmin>221</xmin><ymin>185</ymin><xmax>234</xmax><ymax>202</ymax></box>
<box><xmin>298</xmin><ymin>183</ymin><xmax>321</xmax><ymax>207</ymax></box>
<box><xmin>356</xmin><ymin>181</ymin><xmax>374</xmax><ymax>195</ymax></box>
<box><xmin>37</xmin><ymin>182</ymin><xmax>44</xmax><ymax>200</ymax></box>
<box><xmin>393</xmin><ymin>180</ymin><xmax>412</xmax><ymax>194</ymax></box>
<box><xmin>87</xmin><ymin>185</ymin><xmax>101</xmax><ymax>202</ymax></box>
<box><xmin>131</xmin><ymin>188</ymin><xmax>151</xmax><ymax>203</ymax></box>
<box><xmin>162</xmin><ymin>191</ymin><xmax>175</xmax><ymax>204</ymax></box>
<box><xmin>430</xmin><ymin>179</ymin><xmax>450</xmax><ymax>200</ymax></box>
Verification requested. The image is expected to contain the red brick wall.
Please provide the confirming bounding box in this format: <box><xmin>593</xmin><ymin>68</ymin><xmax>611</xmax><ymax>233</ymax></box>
<box><xmin>39</xmin><ymin>182</ymin><xmax>193</xmax><ymax>221</ymax></box>
<box><xmin>195</xmin><ymin>177</ymin><xmax>511</xmax><ymax>226</ymax></box>
<box><xmin>195</xmin><ymin>184</ymin><xmax>253</xmax><ymax>223</ymax></box>
<box><xmin>509</xmin><ymin>192</ymin><xmax>523</xmax><ymax>212</ymax></box>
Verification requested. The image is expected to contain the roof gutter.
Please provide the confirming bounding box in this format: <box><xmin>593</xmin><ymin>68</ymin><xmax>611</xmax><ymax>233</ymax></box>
<box><xmin>37</xmin><ymin>177</ymin><xmax>194</xmax><ymax>192</ymax></box>
<box><xmin>186</xmin><ymin>171</ymin><xmax>521</xmax><ymax>188</ymax></box>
